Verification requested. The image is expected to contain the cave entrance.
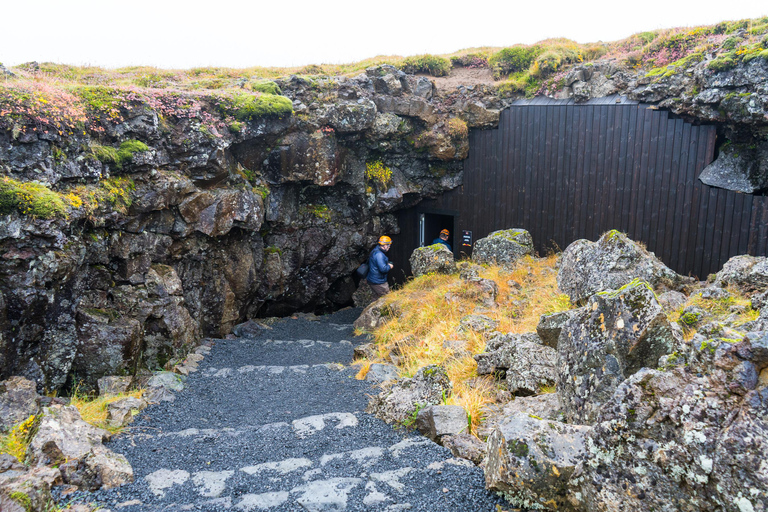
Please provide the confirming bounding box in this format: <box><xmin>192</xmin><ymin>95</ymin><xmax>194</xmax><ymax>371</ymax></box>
<box><xmin>419</xmin><ymin>212</ymin><xmax>456</xmax><ymax>252</ymax></box>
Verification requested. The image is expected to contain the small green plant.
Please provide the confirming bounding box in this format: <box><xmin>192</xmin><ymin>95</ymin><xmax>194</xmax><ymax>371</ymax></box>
<box><xmin>401</xmin><ymin>403</ymin><xmax>426</xmax><ymax>428</ymax></box>
<box><xmin>489</xmin><ymin>45</ymin><xmax>543</xmax><ymax>78</ymax></box>
<box><xmin>447</xmin><ymin>118</ymin><xmax>468</xmax><ymax>140</ymax></box>
<box><xmin>99</xmin><ymin>176</ymin><xmax>135</xmax><ymax>213</ymax></box>
<box><xmin>398</xmin><ymin>54</ymin><xmax>451</xmax><ymax>77</ymax></box>
<box><xmin>365</xmin><ymin>160</ymin><xmax>392</xmax><ymax>187</ymax></box>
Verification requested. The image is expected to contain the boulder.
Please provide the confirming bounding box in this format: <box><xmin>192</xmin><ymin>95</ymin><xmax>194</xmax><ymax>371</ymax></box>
<box><xmin>366</xmin><ymin>365</ymin><xmax>452</xmax><ymax>424</ymax></box>
<box><xmin>570</xmin><ymin>332</ymin><xmax>768</xmax><ymax>512</ymax></box>
<box><xmin>557</xmin><ymin>230</ymin><xmax>692</xmax><ymax>303</ymax></box>
<box><xmin>479</xmin><ymin>393</ymin><xmax>562</xmax><ymax>440</ymax></box>
<box><xmin>353</xmin><ymin>297</ymin><xmax>396</xmax><ymax>331</ymax></box>
<box><xmin>440</xmin><ymin>434</ymin><xmax>486</xmax><ymax>464</ymax></box>
<box><xmin>714</xmin><ymin>254</ymin><xmax>768</xmax><ymax>294</ymax></box>
<box><xmin>28</xmin><ymin>405</ymin><xmax>109</xmax><ymax>466</ymax></box>
<box><xmin>471</xmin><ymin>229</ymin><xmax>534</xmax><ymax>266</ymax></box>
<box><xmin>536</xmin><ymin>310</ymin><xmax>576</xmax><ymax>348</ymax></box>
<box><xmin>106</xmin><ymin>397</ymin><xmax>148</xmax><ymax>428</ymax></box>
<box><xmin>0</xmin><ymin>465</ymin><xmax>61</xmax><ymax>512</ymax></box>
<box><xmin>557</xmin><ymin>279</ymin><xmax>679</xmax><ymax>424</ymax></box>
<box><xmin>458</xmin><ymin>314</ymin><xmax>498</xmax><ymax>333</ymax></box>
<box><xmin>752</xmin><ymin>290</ymin><xmax>768</xmax><ymax>311</ymax></box>
<box><xmin>0</xmin><ymin>376</ymin><xmax>40</xmax><ymax>432</ymax></box>
<box><xmin>231</xmin><ymin>320</ymin><xmax>266</xmax><ymax>338</ymax></box>
<box><xmin>352</xmin><ymin>280</ymin><xmax>376</xmax><ymax>308</ymax></box>
<box><xmin>96</xmin><ymin>376</ymin><xmax>132</xmax><ymax>396</ymax></box>
<box><xmin>409</xmin><ymin>244</ymin><xmax>456</xmax><ymax>277</ymax></box>
<box><xmin>364</xmin><ymin>363</ymin><xmax>398</xmax><ymax>383</ymax></box>
<box><xmin>485</xmin><ymin>413</ymin><xmax>592</xmax><ymax>511</ymax></box>
<box><xmin>353</xmin><ymin>342</ymin><xmax>378</xmax><ymax>360</ymax></box>
<box><xmin>657</xmin><ymin>290</ymin><xmax>688</xmax><ymax>314</ymax></box>
<box><xmin>415</xmin><ymin>405</ymin><xmax>468</xmax><ymax>441</ymax></box>
<box><xmin>59</xmin><ymin>445</ymin><xmax>133</xmax><ymax>491</ymax></box>
<box><xmin>474</xmin><ymin>333</ymin><xmax>557</xmax><ymax>395</ymax></box>
<box><xmin>698</xmin><ymin>139</ymin><xmax>768</xmax><ymax>194</ymax></box>
<box><xmin>475</xmin><ymin>333</ymin><xmax>542</xmax><ymax>375</ymax></box>
<box><xmin>145</xmin><ymin>372</ymin><xmax>186</xmax><ymax>403</ymax></box>
<box><xmin>323</xmin><ymin>99</ymin><xmax>377</xmax><ymax>133</ymax></box>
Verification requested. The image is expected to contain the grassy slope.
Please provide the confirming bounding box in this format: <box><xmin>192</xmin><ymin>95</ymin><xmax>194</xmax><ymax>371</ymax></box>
<box><xmin>355</xmin><ymin>253</ymin><xmax>760</xmax><ymax>437</ymax></box>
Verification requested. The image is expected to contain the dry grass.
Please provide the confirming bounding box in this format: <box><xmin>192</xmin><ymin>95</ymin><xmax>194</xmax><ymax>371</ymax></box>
<box><xmin>362</xmin><ymin>255</ymin><xmax>571</xmax><ymax>434</ymax></box>
<box><xmin>70</xmin><ymin>388</ymin><xmax>145</xmax><ymax>434</ymax></box>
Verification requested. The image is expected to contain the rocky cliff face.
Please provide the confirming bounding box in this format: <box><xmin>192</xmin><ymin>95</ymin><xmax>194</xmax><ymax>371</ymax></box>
<box><xmin>0</xmin><ymin>65</ymin><xmax>500</xmax><ymax>391</ymax></box>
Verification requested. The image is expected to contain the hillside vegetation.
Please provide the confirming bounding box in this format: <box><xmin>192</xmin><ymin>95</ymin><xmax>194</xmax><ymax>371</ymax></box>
<box><xmin>1</xmin><ymin>16</ymin><xmax>766</xmax><ymax>106</ymax></box>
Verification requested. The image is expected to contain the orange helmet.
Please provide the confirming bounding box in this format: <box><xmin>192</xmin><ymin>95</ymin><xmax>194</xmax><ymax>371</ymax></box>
<box><xmin>440</xmin><ymin>229</ymin><xmax>450</xmax><ymax>236</ymax></box>
<box><xmin>378</xmin><ymin>235</ymin><xmax>392</xmax><ymax>245</ymax></box>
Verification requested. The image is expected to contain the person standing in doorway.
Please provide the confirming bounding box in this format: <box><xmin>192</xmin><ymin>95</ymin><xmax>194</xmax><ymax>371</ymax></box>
<box><xmin>367</xmin><ymin>236</ymin><xmax>393</xmax><ymax>298</ymax></box>
<box><xmin>432</xmin><ymin>229</ymin><xmax>452</xmax><ymax>251</ymax></box>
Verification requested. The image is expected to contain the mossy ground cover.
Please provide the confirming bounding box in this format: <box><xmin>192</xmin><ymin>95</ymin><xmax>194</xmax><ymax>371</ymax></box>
<box><xmin>354</xmin><ymin>255</ymin><xmax>571</xmax><ymax>435</ymax></box>
<box><xmin>0</xmin><ymin>176</ymin><xmax>69</xmax><ymax>219</ymax></box>
<box><xmin>670</xmin><ymin>288</ymin><xmax>758</xmax><ymax>338</ymax></box>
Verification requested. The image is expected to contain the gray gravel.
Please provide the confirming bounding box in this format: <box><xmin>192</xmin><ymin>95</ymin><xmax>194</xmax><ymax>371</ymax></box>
<box><xmin>56</xmin><ymin>308</ymin><xmax>509</xmax><ymax>511</ymax></box>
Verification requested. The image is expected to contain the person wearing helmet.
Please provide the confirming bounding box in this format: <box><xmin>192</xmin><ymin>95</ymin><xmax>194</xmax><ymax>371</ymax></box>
<box><xmin>367</xmin><ymin>235</ymin><xmax>394</xmax><ymax>298</ymax></box>
<box><xmin>432</xmin><ymin>229</ymin><xmax>452</xmax><ymax>251</ymax></box>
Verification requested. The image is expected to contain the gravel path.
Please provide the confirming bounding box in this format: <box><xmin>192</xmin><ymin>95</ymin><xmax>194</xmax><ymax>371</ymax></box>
<box><xmin>61</xmin><ymin>309</ymin><xmax>507</xmax><ymax>511</ymax></box>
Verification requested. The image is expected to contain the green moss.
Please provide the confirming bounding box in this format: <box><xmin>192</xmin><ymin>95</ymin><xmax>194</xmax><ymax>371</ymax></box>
<box><xmin>264</xmin><ymin>246</ymin><xmax>282</xmax><ymax>256</ymax></box>
<box><xmin>217</xmin><ymin>92</ymin><xmax>293</xmax><ymax>121</ymax></box>
<box><xmin>91</xmin><ymin>139</ymin><xmax>148</xmax><ymax>169</ymax></box>
<box><xmin>117</xmin><ymin>140</ymin><xmax>149</xmax><ymax>163</ymax></box>
<box><xmin>0</xmin><ymin>177</ymin><xmax>68</xmax><ymax>219</ymax></box>
<box><xmin>708</xmin><ymin>54</ymin><xmax>737</xmax><ymax>72</ymax></box>
<box><xmin>249</xmin><ymin>80</ymin><xmax>282</xmax><ymax>95</ymax></box>
<box><xmin>9</xmin><ymin>491</ymin><xmax>31</xmax><ymax>512</ymax></box>
<box><xmin>398</xmin><ymin>54</ymin><xmax>451</xmax><ymax>77</ymax></box>
<box><xmin>507</xmin><ymin>439</ymin><xmax>529</xmax><ymax>458</ymax></box>
<box><xmin>301</xmin><ymin>204</ymin><xmax>332</xmax><ymax>222</ymax></box>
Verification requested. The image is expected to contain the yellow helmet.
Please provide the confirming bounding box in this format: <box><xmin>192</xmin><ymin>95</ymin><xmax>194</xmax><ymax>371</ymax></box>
<box><xmin>378</xmin><ymin>235</ymin><xmax>392</xmax><ymax>245</ymax></box>
<box><xmin>440</xmin><ymin>229</ymin><xmax>450</xmax><ymax>236</ymax></box>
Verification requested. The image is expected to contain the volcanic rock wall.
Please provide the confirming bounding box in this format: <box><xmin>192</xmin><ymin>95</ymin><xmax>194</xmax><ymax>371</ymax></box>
<box><xmin>0</xmin><ymin>65</ymin><xmax>500</xmax><ymax>391</ymax></box>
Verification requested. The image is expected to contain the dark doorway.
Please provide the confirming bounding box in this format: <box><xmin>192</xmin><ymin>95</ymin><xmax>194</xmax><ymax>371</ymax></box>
<box><xmin>420</xmin><ymin>212</ymin><xmax>456</xmax><ymax>254</ymax></box>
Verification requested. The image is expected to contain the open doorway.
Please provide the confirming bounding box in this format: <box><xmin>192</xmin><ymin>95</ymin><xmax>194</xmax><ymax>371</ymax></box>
<box><xmin>419</xmin><ymin>212</ymin><xmax>456</xmax><ymax>254</ymax></box>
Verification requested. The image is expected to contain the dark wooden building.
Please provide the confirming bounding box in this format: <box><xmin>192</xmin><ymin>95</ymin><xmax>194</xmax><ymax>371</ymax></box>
<box><xmin>390</xmin><ymin>96</ymin><xmax>768</xmax><ymax>281</ymax></box>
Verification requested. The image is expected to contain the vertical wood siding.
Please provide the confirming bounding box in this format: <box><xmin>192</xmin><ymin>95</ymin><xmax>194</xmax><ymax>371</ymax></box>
<box><xmin>393</xmin><ymin>103</ymin><xmax>768</xmax><ymax>280</ymax></box>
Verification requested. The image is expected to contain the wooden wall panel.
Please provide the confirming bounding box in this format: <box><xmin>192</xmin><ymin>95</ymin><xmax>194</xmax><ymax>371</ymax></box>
<box><xmin>396</xmin><ymin>103</ymin><xmax>767</xmax><ymax>280</ymax></box>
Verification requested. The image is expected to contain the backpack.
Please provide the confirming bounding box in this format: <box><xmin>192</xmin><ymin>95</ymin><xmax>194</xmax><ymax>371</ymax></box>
<box><xmin>355</xmin><ymin>262</ymin><xmax>369</xmax><ymax>278</ymax></box>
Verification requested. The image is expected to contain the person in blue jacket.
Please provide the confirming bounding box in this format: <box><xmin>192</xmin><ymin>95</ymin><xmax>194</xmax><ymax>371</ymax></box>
<box><xmin>432</xmin><ymin>229</ymin><xmax>452</xmax><ymax>251</ymax></box>
<box><xmin>367</xmin><ymin>235</ymin><xmax>394</xmax><ymax>298</ymax></box>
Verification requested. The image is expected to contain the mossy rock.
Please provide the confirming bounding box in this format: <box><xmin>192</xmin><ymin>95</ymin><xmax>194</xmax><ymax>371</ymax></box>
<box><xmin>471</xmin><ymin>228</ymin><xmax>534</xmax><ymax>266</ymax></box>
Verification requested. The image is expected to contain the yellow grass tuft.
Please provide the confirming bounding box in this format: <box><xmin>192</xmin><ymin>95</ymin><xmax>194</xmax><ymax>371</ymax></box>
<box><xmin>70</xmin><ymin>388</ymin><xmax>145</xmax><ymax>434</ymax></box>
<box><xmin>354</xmin><ymin>361</ymin><xmax>372</xmax><ymax>380</ymax></box>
